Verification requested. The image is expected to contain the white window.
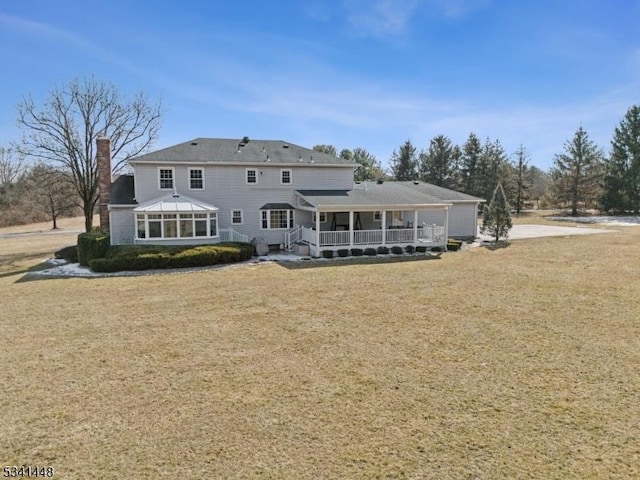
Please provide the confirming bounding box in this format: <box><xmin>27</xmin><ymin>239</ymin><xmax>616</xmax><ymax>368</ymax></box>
<box><xmin>261</xmin><ymin>209</ymin><xmax>294</xmax><ymax>230</ymax></box>
<box><xmin>189</xmin><ymin>168</ymin><xmax>204</xmax><ymax>190</ymax></box>
<box><xmin>231</xmin><ymin>209</ymin><xmax>243</xmax><ymax>225</ymax></box>
<box><xmin>159</xmin><ymin>168</ymin><xmax>174</xmax><ymax>190</ymax></box>
<box><xmin>313</xmin><ymin>212</ymin><xmax>326</xmax><ymax>223</ymax></box>
<box><xmin>373</xmin><ymin>211</ymin><xmax>382</xmax><ymax>222</ymax></box>
<box><xmin>281</xmin><ymin>169</ymin><xmax>292</xmax><ymax>185</ymax></box>
<box><xmin>246</xmin><ymin>168</ymin><xmax>257</xmax><ymax>184</ymax></box>
<box><xmin>136</xmin><ymin>212</ymin><xmax>218</xmax><ymax>239</ymax></box>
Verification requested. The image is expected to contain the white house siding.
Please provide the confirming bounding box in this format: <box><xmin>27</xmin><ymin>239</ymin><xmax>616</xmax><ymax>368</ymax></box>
<box><xmin>448</xmin><ymin>203</ymin><xmax>478</xmax><ymax>238</ymax></box>
<box><xmin>109</xmin><ymin>208</ymin><xmax>135</xmax><ymax>245</ymax></box>
<box><xmin>130</xmin><ymin>163</ymin><xmax>354</xmax><ymax>245</ymax></box>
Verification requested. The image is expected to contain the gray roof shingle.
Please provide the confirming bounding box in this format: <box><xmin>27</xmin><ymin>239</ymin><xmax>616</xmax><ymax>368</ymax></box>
<box><xmin>129</xmin><ymin>138</ymin><xmax>357</xmax><ymax>166</ymax></box>
<box><xmin>297</xmin><ymin>182</ymin><xmax>448</xmax><ymax>208</ymax></box>
<box><xmin>110</xmin><ymin>175</ymin><xmax>136</xmax><ymax>205</ymax></box>
<box><xmin>396</xmin><ymin>181</ymin><xmax>484</xmax><ymax>202</ymax></box>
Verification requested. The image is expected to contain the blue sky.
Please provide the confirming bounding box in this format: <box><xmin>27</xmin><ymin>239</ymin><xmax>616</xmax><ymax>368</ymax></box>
<box><xmin>1</xmin><ymin>0</ymin><xmax>639</xmax><ymax>171</ymax></box>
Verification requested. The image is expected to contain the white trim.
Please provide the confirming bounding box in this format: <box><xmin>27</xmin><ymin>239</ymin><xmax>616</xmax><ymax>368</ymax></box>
<box><xmin>158</xmin><ymin>167</ymin><xmax>175</xmax><ymax>190</ymax></box>
<box><xmin>245</xmin><ymin>168</ymin><xmax>258</xmax><ymax>184</ymax></box>
<box><xmin>260</xmin><ymin>208</ymin><xmax>295</xmax><ymax>230</ymax></box>
<box><xmin>313</xmin><ymin>211</ymin><xmax>327</xmax><ymax>223</ymax></box>
<box><xmin>231</xmin><ymin>209</ymin><xmax>243</xmax><ymax>225</ymax></box>
<box><xmin>135</xmin><ymin>211</ymin><xmax>218</xmax><ymax>240</ymax></box>
<box><xmin>188</xmin><ymin>167</ymin><xmax>204</xmax><ymax>190</ymax></box>
<box><xmin>280</xmin><ymin>168</ymin><xmax>292</xmax><ymax>185</ymax></box>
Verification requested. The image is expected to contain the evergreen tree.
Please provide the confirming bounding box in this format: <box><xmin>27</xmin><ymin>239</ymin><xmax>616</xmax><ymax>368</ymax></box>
<box><xmin>601</xmin><ymin>105</ymin><xmax>640</xmax><ymax>213</ymax></box>
<box><xmin>390</xmin><ymin>140</ymin><xmax>418</xmax><ymax>180</ymax></box>
<box><xmin>418</xmin><ymin>134</ymin><xmax>460</xmax><ymax>188</ymax></box>
<box><xmin>551</xmin><ymin>126</ymin><xmax>604</xmax><ymax>216</ymax></box>
<box><xmin>511</xmin><ymin>144</ymin><xmax>531</xmax><ymax>214</ymax></box>
<box><xmin>478</xmin><ymin>138</ymin><xmax>511</xmax><ymax>203</ymax></box>
<box><xmin>482</xmin><ymin>183</ymin><xmax>512</xmax><ymax>243</ymax></box>
<box><xmin>460</xmin><ymin>133</ymin><xmax>483</xmax><ymax>196</ymax></box>
<box><xmin>343</xmin><ymin>148</ymin><xmax>385</xmax><ymax>182</ymax></box>
<box><xmin>312</xmin><ymin>144</ymin><xmax>338</xmax><ymax>157</ymax></box>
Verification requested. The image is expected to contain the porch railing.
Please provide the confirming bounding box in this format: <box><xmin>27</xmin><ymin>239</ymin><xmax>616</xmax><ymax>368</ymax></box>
<box><xmin>219</xmin><ymin>228</ymin><xmax>249</xmax><ymax>243</ymax></box>
<box><xmin>320</xmin><ymin>230</ymin><xmax>350</xmax><ymax>246</ymax></box>
<box><xmin>284</xmin><ymin>225</ymin><xmax>303</xmax><ymax>250</ymax></box>
<box><xmin>299</xmin><ymin>226</ymin><xmax>445</xmax><ymax>247</ymax></box>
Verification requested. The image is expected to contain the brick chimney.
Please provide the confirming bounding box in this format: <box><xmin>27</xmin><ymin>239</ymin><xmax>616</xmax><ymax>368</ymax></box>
<box><xmin>97</xmin><ymin>135</ymin><xmax>112</xmax><ymax>234</ymax></box>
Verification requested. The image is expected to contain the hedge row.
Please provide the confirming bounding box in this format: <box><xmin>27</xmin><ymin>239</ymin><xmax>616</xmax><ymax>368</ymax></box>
<box><xmin>77</xmin><ymin>232</ymin><xmax>110</xmax><ymax>266</ymax></box>
<box><xmin>89</xmin><ymin>242</ymin><xmax>253</xmax><ymax>272</ymax></box>
<box><xmin>321</xmin><ymin>245</ymin><xmax>428</xmax><ymax>258</ymax></box>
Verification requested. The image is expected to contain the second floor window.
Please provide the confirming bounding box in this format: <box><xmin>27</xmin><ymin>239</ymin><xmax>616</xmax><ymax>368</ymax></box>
<box><xmin>246</xmin><ymin>169</ymin><xmax>257</xmax><ymax>184</ymax></box>
<box><xmin>159</xmin><ymin>168</ymin><xmax>174</xmax><ymax>190</ymax></box>
<box><xmin>281</xmin><ymin>169</ymin><xmax>292</xmax><ymax>184</ymax></box>
<box><xmin>189</xmin><ymin>168</ymin><xmax>204</xmax><ymax>190</ymax></box>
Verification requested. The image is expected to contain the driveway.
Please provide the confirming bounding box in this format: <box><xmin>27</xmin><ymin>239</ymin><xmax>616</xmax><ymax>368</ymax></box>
<box><xmin>481</xmin><ymin>224</ymin><xmax>614</xmax><ymax>241</ymax></box>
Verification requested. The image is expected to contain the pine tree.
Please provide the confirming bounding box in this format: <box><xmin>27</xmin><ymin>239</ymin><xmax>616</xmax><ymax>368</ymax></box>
<box><xmin>478</xmin><ymin>138</ymin><xmax>511</xmax><ymax>203</ymax></box>
<box><xmin>343</xmin><ymin>148</ymin><xmax>385</xmax><ymax>182</ymax></box>
<box><xmin>390</xmin><ymin>140</ymin><xmax>417</xmax><ymax>180</ymax></box>
<box><xmin>460</xmin><ymin>133</ymin><xmax>483</xmax><ymax>196</ymax></box>
<box><xmin>601</xmin><ymin>105</ymin><xmax>640</xmax><ymax>213</ymax></box>
<box><xmin>482</xmin><ymin>183</ymin><xmax>512</xmax><ymax>243</ymax></box>
<box><xmin>418</xmin><ymin>134</ymin><xmax>460</xmax><ymax>188</ymax></box>
<box><xmin>312</xmin><ymin>144</ymin><xmax>338</xmax><ymax>157</ymax></box>
<box><xmin>551</xmin><ymin>126</ymin><xmax>604</xmax><ymax>216</ymax></box>
<box><xmin>511</xmin><ymin>144</ymin><xmax>531</xmax><ymax>214</ymax></box>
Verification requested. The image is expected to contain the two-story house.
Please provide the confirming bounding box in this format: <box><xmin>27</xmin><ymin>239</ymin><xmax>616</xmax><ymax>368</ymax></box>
<box><xmin>100</xmin><ymin>137</ymin><xmax>483</xmax><ymax>256</ymax></box>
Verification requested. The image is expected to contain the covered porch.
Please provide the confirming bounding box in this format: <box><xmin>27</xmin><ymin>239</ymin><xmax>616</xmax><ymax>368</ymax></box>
<box><xmin>290</xmin><ymin>187</ymin><xmax>451</xmax><ymax>256</ymax></box>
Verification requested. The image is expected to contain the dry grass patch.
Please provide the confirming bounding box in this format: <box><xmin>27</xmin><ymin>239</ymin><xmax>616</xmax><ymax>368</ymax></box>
<box><xmin>1</xmin><ymin>224</ymin><xmax>639</xmax><ymax>478</ymax></box>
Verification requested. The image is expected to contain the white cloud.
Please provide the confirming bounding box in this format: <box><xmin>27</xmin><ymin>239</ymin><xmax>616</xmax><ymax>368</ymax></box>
<box><xmin>343</xmin><ymin>0</ymin><xmax>424</xmax><ymax>37</ymax></box>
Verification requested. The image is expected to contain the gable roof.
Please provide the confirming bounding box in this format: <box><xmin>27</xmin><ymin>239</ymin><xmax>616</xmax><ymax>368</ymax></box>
<box><xmin>129</xmin><ymin>138</ymin><xmax>357</xmax><ymax>167</ymax></box>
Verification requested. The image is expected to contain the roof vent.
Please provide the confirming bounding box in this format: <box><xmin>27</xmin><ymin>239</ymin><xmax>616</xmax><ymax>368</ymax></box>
<box><xmin>190</xmin><ymin>141</ymin><xmax>198</xmax><ymax>146</ymax></box>
<box><xmin>265</xmin><ymin>155</ymin><xmax>270</xmax><ymax>162</ymax></box>
<box><xmin>413</xmin><ymin>180</ymin><xmax>419</xmax><ymax>185</ymax></box>
<box><xmin>283</xmin><ymin>144</ymin><xmax>289</xmax><ymax>149</ymax></box>
<box><xmin>377</xmin><ymin>179</ymin><xmax>384</xmax><ymax>184</ymax></box>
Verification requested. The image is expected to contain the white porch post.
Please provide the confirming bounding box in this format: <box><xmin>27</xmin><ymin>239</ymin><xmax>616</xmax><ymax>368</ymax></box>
<box><xmin>316</xmin><ymin>209</ymin><xmax>321</xmax><ymax>250</ymax></box>
<box><xmin>413</xmin><ymin>210</ymin><xmax>418</xmax><ymax>242</ymax></box>
<box><xmin>381</xmin><ymin>210</ymin><xmax>387</xmax><ymax>245</ymax></box>
<box><xmin>444</xmin><ymin>206</ymin><xmax>450</xmax><ymax>250</ymax></box>
<box><xmin>348</xmin><ymin>210</ymin><xmax>354</xmax><ymax>247</ymax></box>
<box><xmin>474</xmin><ymin>202</ymin><xmax>479</xmax><ymax>237</ymax></box>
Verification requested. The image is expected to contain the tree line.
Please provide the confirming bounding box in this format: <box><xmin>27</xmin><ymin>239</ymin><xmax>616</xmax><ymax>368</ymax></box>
<box><xmin>315</xmin><ymin>134</ymin><xmax>550</xmax><ymax>213</ymax></box>
<box><xmin>317</xmin><ymin>104</ymin><xmax>640</xmax><ymax>216</ymax></box>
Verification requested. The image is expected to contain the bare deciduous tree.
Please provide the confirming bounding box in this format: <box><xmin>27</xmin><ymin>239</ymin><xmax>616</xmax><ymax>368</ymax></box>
<box><xmin>0</xmin><ymin>146</ymin><xmax>26</xmax><ymax>186</ymax></box>
<box><xmin>17</xmin><ymin>76</ymin><xmax>162</xmax><ymax>232</ymax></box>
<box><xmin>27</xmin><ymin>164</ymin><xmax>78</xmax><ymax>229</ymax></box>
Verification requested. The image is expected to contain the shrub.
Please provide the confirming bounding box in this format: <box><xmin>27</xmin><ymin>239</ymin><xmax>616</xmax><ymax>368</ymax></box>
<box><xmin>322</xmin><ymin>250</ymin><xmax>334</xmax><ymax>259</ymax></box>
<box><xmin>89</xmin><ymin>242</ymin><xmax>253</xmax><ymax>272</ymax></box>
<box><xmin>55</xmin><ymin>245</ymin><xmax>78</xmax><ymax>263</ymax></box>
<box><xmin>431</xmin><ymin>246</ymin><xmax>442</xmax><ymax>252</ymax></box>
<box><xmin>77</xmin><ymin>232</ymin><xmax>110</xmax><ymax>266</ymax></box>
<box><xmin>377</xmin><ymin>246</ymin><xmax>389</xmax><ymax>255</ymax></box>
<box><xmin>337</xmin><ymin>249</ymin><xmax>349</xmax><ymax>257</ymax></box>
<box><xmin>447</xmin><ymin>239</ymin><xmax>462</xmax><ymax>251</ymax></box>
<box><xmin>351</xmin><ymin>248</ymin><xmax>363</xmax><ymax>256</ymax></box>
<box><xmin>405</xmin><ymin>245</ymin><xmax>415</xmax><ymax>254</ymax></box>
<box><xmin>364</xmin><ymin>248</ymin><xmax>377</xmax><ymax>256</ymax></box>
<box><xmin>391</xmin><ymin>246</ymin><xmax>404</xmax><ymax>254</ymax></box>
<box><xmin>415</xmin><ymin>245</ymin><xmax>427</xmax><ymax>253</ymax></box>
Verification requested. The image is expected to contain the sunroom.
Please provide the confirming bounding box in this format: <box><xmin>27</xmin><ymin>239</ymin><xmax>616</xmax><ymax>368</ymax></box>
<box><xmin>133</xmin><ymin>193</ymin><xmax>220</xmax><ymax>245</ymax></box>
